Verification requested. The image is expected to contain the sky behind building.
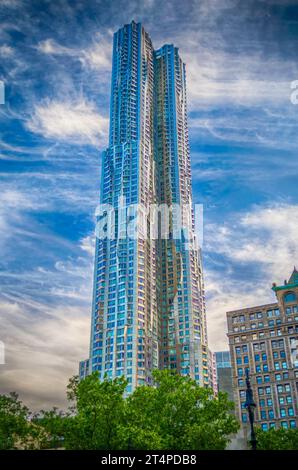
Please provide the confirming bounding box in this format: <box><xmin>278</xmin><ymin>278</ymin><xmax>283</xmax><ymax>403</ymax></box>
<box><xmin>0</xmin><ymin>0</ymin><xmax>298</xmax><ymax>410</ymax></box>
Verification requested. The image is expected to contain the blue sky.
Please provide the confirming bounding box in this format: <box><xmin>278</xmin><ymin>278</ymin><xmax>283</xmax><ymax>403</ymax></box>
<box><xmin>1</xmin><ymin>0</ymin><xmax>298</xmax><ymax>409</ymax></box>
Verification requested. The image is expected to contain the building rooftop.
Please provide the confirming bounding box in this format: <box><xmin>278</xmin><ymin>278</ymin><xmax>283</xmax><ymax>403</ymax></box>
<box><xmin>226</xmin><ymin>301</ymin><xmax>278</xmax><ymax>316</ymax></box>
<box><xmin>272</xmin><ymin>267</ymin><xmax>298</xmax><ymax>292</ymax></box>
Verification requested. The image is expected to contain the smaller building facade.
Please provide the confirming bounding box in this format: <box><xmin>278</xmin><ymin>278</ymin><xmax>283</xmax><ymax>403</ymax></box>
<box><xmin>227</xmin><ymin>269</ymin><xmax>298</xmax><ymax>431</ymax></box>
<box><xmin>79</xmin><ymin>358</ymin><xmax>89</xmax><ymax>380</ymax></box>
<box><xmin>215</xmin><ymin>351</ymin><xmax>234</xmax><ymax>403</ymax></box>
<box><xmin>208</xmin><ymin>349</ymin><xmax>218</xmax><ymax>394</ymax></box>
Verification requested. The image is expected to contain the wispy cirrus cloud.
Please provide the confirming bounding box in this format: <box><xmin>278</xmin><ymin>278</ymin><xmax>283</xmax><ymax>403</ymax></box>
<box><xmin>185</xmin><ymin>50</ymin><xmax>297</xmax><ymax>108</ymax></box>
<box><xmin>205</xmin><ymin>203</ymin><xmax>298</xmax><ymax>278</ymax></box>
<box><xmin>36</xmin><ymin>32</ymin><xmax>112</xmax><ymax>72</ymax></box>
<box><xmin>205</xmin><ymin>203</ymin><xmax>298</xmax><ymax>349</ymax></box>
<box><xmin>0</xmin><ymin>45</ymin><xmax>14</xmax><ymax>58</ymax></box>
<box><xmin>26</xmin><ymin>98</ymin><xmax>109</xmax><ymax>146</ymax></box>
<box><xmin>0</xmin><ymin>299</ymin><xmax>91</xmax><ymax>410</ymax></box>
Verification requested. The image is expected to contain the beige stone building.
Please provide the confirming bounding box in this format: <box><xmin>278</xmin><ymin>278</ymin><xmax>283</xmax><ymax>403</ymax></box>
<box><xmin>227</xmin><ymin>268</ymin><xmax>298</xmax><ymax>431</ymax></box>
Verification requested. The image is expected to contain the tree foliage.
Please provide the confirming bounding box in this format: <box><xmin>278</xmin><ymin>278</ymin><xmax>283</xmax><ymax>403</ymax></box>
<box><xmin>31</xmin><ymin>408</ymin><xmax>69</xmax><ymax>449</ymax></box>
<box><xmin>256</xmin><ymin>427</ymin><xmax>298</xmax><ymax>450</ymax></box>
<box><xmin>0</xmin><ymin>370</ymin><xmax>239</xmax><ymax>450</ymax></box>
<box><xmin>64</xmin><ymin>373</ymin><xmax>127</xmax><ymax>449</ymax></box>
<box><xmin>123</xmin><ymin>370</ymin><xmax>239</xmax><ymax>450</ymax></box>
<box><xmin>0</xmin><ymin>392</ymin><xmax>30</xmax><ymax>449</ymax></box>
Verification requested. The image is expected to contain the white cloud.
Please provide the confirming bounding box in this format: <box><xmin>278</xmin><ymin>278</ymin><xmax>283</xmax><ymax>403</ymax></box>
<box><xmin>0</xmin><ymin>0</ymin><xmax>22</xmax><ymax>7</ymax></box>
<box><xmin>80</xmin><ymin>234</ymin><xmax>95</xmax><ymax>256</ymax></box>
<box><xmin>0</xmin><ymin>189</ymin><xmax>45</xmax><ymax>246</ymax></box>
<box><xmin>36</xmin><ymin>38</ymin><xmax>73</xmax><ymax>56</ymax></box>
<box><xmin>206</xmin><ymin>204</ymin><xmax>298</xmax><ymax>280</ymax></box>
<box><xmin>0</xmin><ymin>45</ymin><xmax>13</xmax><ymax>57</ymax></box>
<box><xmin>0</xmin><ymin>227</ymin><xmax>94</xmax><ymax>410</ymax></box>
<box><xmin>0</xmin><ymin>300</ymin><xmax>90</xmax><ymax>410</ymax></box>
<box><xmin>189</xmin><ymin>110</ymin><xmax>298</xmax><ymax>149</ymax></box>
<box><xmin>205</xmin><ymin>204</ymin><xmax>298</xmax><ymax>350</ymax></box>
<box><xmin>205</xmin><ymin>269</ymin><xmax>273</xmax><ymax>350</ymax></box>
<box><xmin>36</xmin><ymin>33</ymin><xmax>112</xmax><ymax>72</ymax></box>
<box><xmin>80</xmin><ymin>33</ymin><xmax>112</xmax><ymax>70</ymax></box>
<box><xmin>185</xmin><ymin>48</ymin><xmax>295</xmax><ymax>108</ymax></box>
<box><xmin>27</xmin><ymin>98</ymin><xmax>109</xmax><ymax>146</ymax></box>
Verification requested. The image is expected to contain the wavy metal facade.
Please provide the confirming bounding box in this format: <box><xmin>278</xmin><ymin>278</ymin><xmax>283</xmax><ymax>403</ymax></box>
<box><xmin>80</xmin><ymin>21</ymin><xmax>209</xmax><ymax>392</ymax></box>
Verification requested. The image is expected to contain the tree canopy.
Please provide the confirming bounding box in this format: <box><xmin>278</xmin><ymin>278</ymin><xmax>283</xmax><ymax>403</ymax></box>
<box><xmin>0</xmin><ymin>392</ymin><xmax>31</xmax><ymax>449</ymax></box>
<box><xmin>256</xmin><ymin>427</ymin><xmax>298</xmax><ymax>450</ymax></box>
<box><xmin>0</xmin><ymin>370</ymin><xmax>239</xmax><ymax>450</ymax></box>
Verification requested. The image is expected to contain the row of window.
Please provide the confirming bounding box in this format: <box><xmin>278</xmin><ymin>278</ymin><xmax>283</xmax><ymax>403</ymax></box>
<box><xmin>261</xmin><ymin>421</ymin><xmax>296</xmax><ymax>431</ymax></box>
<box><xmin>232</xmin><ymin>309</ymin><xmax>280</xmax><ymax>324</ymax></box>
<box><xmin>232</xmin><ymin>293</ymin><xmax>298</xmax><ymax>326</ymax></box>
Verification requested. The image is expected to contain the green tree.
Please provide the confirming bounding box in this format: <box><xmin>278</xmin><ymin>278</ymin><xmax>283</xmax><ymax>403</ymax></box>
<box><xmin>0</xmin><ymin>392</ymin><xmax>30</xmax><ymax>449</ymax></box>
<box><xmin>1</xmin><ymin>371</ymin><xmax>240</xmax><ymax>450</ymax></box>
<box><xmin>123</xmin><ymin>370</ymin><xmax>239</xmax><ymax>450</ymax></box>
<box><xmin>31</xmin><ymin>408</ymin><xmax>69</xmax><ymax>449</ymax></box>
<box><xmin>256</xmin><ymin>427</ymin><xmax>298</xmax><ymax>450</ymax></box>
<box><xmin>64</xmin><ymin>372</ymin><xmax>127</xmax><ymax>449</ymax></box>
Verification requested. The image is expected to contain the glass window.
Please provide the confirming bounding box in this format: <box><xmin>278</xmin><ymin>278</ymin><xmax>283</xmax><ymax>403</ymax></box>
<box><xmin>284</xmin><ymin>292</ymin><xmax>296</xmax><ymax>303</ymax></box>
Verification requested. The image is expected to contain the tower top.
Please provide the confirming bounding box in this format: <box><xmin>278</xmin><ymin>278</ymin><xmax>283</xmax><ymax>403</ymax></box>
<box><xmin>288</xmin><ymin>266</ymin><xmax>298</xmax><ymax>285</ymax></box>
<box><xmin>272</xmin><ymin>266</ymin><xmax>298</xmax><ymax>292</ymax></box>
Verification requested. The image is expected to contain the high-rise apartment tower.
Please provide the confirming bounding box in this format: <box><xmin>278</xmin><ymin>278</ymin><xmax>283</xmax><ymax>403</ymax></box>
<box><xmin>80</xmin><ymin>21</ymin><xmax>208</xmax><ymax>392</ymax></box>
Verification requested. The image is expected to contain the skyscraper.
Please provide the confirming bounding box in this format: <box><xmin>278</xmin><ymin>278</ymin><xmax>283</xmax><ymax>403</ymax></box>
<box><xmin>80</xmin><ymin>21</ymin><xmax>208</xmax><ymax>392</ymax></box>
